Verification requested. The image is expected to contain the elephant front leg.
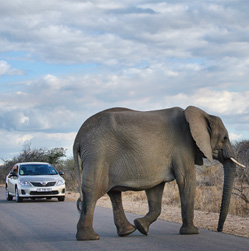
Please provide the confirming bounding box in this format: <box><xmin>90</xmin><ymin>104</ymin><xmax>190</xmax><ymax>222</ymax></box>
<box><xmin>134</xmin><ymin>183</ymin><xmax>165</xmax><ymax>235</ymax></box>
<box><xmin>177</xmin><ymin>172</ymin><xmax>199</xmax><ymax>235</ymax></box>
<box><xmin>108</xmin><ymin>190</ymin><xmax>136</xmax><ymax>236</ymax></box>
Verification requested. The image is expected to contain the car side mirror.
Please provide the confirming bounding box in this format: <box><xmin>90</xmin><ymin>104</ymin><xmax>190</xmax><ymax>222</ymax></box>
<box><xmin>10</xmin><ymin>172</ymin><xmax>18</xmax><ymax>177</ymax></box>
<box><xmin>59</xmin><ymin>171</ymin><xmax>64</xmax><ymax>176</ymax></box>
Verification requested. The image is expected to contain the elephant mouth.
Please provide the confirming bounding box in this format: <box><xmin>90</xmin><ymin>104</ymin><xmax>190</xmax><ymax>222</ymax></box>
<box><xmin>212</xmin><ymin>150</ymin><xmax>245</xmax><ymax>168</ymax></box>
<box><xmin>212</xmin><ymin>150</ymin><xmax>219</xmax><ymax>159</ymax></box>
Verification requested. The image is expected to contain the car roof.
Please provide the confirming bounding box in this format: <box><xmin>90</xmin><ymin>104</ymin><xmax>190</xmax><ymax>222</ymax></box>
<box><xmin>15</xmin><ymin>162</ymin><xmax>51</xmax><ymax>166</ymax></box>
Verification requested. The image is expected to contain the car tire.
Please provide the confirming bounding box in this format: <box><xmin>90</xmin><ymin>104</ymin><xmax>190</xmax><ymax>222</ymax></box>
<box><xmin>58</xmin><ymin>196</ymin><xmax>65</xmax><ymax>202</ymax></box>
<box><xmin>15</xmin><ymin>188</ymin><xmax>23</xmax><ymax>202</ymax></box>
<box><xmin>6</xmin><ymin>186</ymin><xmax>13</xmax><ymax>201</ymax></box>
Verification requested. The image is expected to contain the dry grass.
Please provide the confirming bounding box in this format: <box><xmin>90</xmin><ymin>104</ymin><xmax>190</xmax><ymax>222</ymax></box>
<box><xmin>118</xmin><ymin>180</ymin><xmax>248</xmax><ymax>217</ymax></box>
<box><xmin>64</xmin><ymin>163</ymin><xmax>249</xmax><ymax>217</ymax></box>
<box><xmin>65</xmin><ymin>171</ymin><xmax>249</xmax><ymax>239</ymax></box>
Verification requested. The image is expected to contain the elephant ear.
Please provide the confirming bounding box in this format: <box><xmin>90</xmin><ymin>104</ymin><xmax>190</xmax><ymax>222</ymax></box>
<box><xmin>184</xmin><ymin>106</ymin><xmax>213</xmax><ymax>163</ymax></box>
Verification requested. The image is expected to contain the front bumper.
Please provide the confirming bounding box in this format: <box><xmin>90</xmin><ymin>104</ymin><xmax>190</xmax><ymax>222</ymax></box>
<box><xmin>17</xmin><ymin>184</ymin><xmax>65</xmax><ymax>198</ymax></box>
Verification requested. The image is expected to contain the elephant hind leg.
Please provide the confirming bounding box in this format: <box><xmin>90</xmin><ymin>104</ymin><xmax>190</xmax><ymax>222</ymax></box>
<box><xmin>134</xmin><ymin>182</ymin><xmax>165</xmax><ymax>235</ymax></box>
<box><xmin>108</xmin><ymin>190</ymin><xmax>136</xmax><ymax>236</ymax></box>
<box><xmin>76</xmin><ymin>194</ymin><xmax>100</xmax><ymax>241</ymax></box>
<box><xmin>76</xmin><ymin>162</ymin><xmax>109</xmax><ymax>241</ymax></box>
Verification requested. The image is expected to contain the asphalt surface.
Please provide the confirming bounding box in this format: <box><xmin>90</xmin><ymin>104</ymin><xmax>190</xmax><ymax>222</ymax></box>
<box><xmin>0</xmin><ymin>186</ymin><xmax>248</xmax><ymax>251</ymax></box>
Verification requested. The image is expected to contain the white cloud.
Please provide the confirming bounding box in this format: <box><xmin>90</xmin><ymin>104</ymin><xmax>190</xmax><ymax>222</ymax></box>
<box><xmin>1</xmin><ymin>69</ymin><xmax>248</xmax><ymax>132</ymax></box>
<box><xmin>43</xmin><ymin>74</ymin><xmax>62</xmax><ymax>90</ymax></box>
<box><xmin>0</xmin><ymin>129</ymin><xmax>76</xmax><ymax>163</ymax></box>
<box><xmin>229</xmin><ymin>133</ymin><xmax>242</xmax><ymax>142</ymax></box>
<box><xmin>0</xmin><ymin>61</ymin><xmax>24</xmax><ymax>76</ymax></box>
<box><xmin>0</xmin><ymin>1</ymin><xmax>248</xmax><ymax>65</ymax></box>
<box><xmin>0</xmin><ymin>0</ymin><xmax>249</xmax><ymax>161</ymax></box>
<box><xmin>162</xmin><ymin>89</ymin><xmax>249</xmax><ymax>116</ymax></box>
<box><xmin>193</xmin><ymin>90</ymin><xmax>249</xmax><ymax>115</ymax></box>
<box><xmin>0</xmin><ymin>61</ymin><xmax>10</xmax><ymax>75</ymax></box>
<box><xmin>16</xmin><ymin>134</ymin><xmax>34</xmax><ymax>145</ymax></box>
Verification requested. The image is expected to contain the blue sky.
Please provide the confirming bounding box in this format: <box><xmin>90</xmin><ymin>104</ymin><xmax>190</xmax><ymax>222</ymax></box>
<box><xmin>0</xmin><ymin>0</ymin><xmax>249</xmax><ymax>163</ymax></box>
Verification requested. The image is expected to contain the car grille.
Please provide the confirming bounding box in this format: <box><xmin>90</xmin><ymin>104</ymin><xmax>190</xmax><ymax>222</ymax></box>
<box><xmin>31</xmin><ymin>182</ymin><xmax>56</xmax><ymax>187</ymax></box>
<box><xmin>30</xmin><ymin>191</ymin><xmax>59</xmax><ymax>195</ymax></box>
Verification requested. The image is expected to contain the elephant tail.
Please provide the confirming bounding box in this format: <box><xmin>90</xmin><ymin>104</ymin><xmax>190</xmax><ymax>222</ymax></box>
<box><xmin>73</xmin><ymin>141</ymin><xmax>83</xmax><ymax>210</ymax></box>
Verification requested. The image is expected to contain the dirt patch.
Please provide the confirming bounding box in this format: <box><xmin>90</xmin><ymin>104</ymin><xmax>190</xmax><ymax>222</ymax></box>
<box><xmin>66</xmin><ymin>191</ymin><xmax>249</xmax><ymax>239</ymax></box>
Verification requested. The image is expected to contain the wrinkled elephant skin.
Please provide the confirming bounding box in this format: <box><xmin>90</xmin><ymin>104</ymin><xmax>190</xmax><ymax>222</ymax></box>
<box><xmin>73</xmin><ymin>106</ymin><xmax>237</xmax><ymax>240</ymax></box>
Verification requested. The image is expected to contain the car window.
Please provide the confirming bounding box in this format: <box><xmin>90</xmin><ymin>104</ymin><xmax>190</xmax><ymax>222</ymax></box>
<box><xmin>19</xmin><ymin>164</ymin><xmax>58</xmax><ymax>176</ymax></box>
<box><xmin>8</xmin><ymin>165</ymin><xmax>19</xmax><ymax>178</ymax></box>
<box><xmin>12</xmin><ymin>165</ymin><xmax>19</xmax><ymax>174</ymax></box>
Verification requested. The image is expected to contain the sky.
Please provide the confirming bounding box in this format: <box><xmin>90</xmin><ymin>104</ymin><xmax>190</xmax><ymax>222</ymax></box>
<box><xmin>0</xmin><ymin>0</ymin><xmax>249</xmax><ymax>163</ymax></box>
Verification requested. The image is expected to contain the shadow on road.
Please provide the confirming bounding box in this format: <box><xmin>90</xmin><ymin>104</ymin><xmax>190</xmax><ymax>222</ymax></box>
<box><xmin>0</xmin><ymin>198</ymin><xmax>60</xmax><ymax>204</ymax></box>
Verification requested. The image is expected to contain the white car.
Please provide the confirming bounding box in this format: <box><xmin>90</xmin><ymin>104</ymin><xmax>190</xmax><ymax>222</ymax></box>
<box><xmin>6</xmin><ymin>162</ymin><xmax>66</xmax><ymax>202</ymax></box>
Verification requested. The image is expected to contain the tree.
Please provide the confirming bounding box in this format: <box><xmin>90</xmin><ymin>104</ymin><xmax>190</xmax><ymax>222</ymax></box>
<box><xmin>0</xmin><ymin>143</ymin><xmax>66</xmax><ymax>183</ymax></box>
<box><xmin>233</xmin><ymin>140</ymin><xmax>249</xmax><ymax>215</ymax></box>
<box><xmin>14</xmin><ymin>142</ymin><xmax>66</xmax><ymax>164</ymax></box>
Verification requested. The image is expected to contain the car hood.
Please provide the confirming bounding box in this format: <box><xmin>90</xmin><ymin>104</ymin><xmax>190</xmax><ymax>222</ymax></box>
<box><xmin>19</xmin><ymin>175</ymin><xmax>64</xmax><ymax>182</ymax></box>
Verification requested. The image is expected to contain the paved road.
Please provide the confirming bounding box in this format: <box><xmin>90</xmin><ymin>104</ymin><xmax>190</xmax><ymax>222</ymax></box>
<box><xmin>0</xmin><ymin>186</ymin><xmax>248</xmax><ymax>251</ymax></box>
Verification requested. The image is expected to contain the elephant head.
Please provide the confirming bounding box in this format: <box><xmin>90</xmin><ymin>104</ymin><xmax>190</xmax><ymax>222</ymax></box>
<box><xmin>184</xmin><ymin>106</ymin><xmax>245</xmax><ymax>232</ymax></box>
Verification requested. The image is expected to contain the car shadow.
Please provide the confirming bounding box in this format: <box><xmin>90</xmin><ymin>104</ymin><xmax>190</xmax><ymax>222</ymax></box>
<box><xmin>0</xmin><ymin>198</ymin><xmax>60</xmax><ymax>204</ymax></box>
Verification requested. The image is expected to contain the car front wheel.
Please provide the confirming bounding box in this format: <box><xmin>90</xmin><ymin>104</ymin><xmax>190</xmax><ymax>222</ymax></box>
<box><xmin>6</xmin><ymin>186</ymin><xmax>13</xmax><ymax>201</ymax></box>
<box><xmin>15</xmin><ymin>188</ymin><xmax>23</xmax><ymax>202</ymax></box>
<box><xmin>58</xmin><ymin>196</ymin><xmax>65</xmax><ymax>202</ymax></box>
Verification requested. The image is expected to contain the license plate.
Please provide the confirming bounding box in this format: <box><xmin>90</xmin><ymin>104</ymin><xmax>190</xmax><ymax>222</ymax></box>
<box><xmin>37</xmin><ymin>188</ymin><xmax>52</xmax><ymax>192</ymax></box>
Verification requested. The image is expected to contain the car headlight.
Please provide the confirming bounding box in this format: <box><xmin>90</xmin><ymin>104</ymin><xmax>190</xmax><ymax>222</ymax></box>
<box><xmin>19</xmin><ymin>180</ymin><xmax>31</xmax><ymax>186</ymax></box>
<box><xmin>56</xmin><ymin>180</ymin><xmax>65</xmax><ymax>186</ymax></box>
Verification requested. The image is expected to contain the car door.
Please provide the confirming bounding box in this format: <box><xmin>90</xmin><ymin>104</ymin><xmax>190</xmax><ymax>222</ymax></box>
<box><xmin>7</xmin><ymin>174</ymin><xmax>15</xmax><ymax>194</ymax></box>
<box><xmin>7</xmin><ymin>166</ymin><xmax>18</xmax><ymax>194</ymax></box>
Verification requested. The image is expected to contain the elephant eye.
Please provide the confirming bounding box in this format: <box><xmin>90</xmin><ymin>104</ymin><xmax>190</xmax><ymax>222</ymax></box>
<box><xmin>223</xmin><ymin>136</ymin><xmax>228</xmax><ymax>141</ymax></box>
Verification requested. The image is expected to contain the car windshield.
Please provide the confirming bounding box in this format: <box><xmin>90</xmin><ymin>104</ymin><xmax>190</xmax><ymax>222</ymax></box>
<box><xmin>19</xmin><ymin>164</ymin><xmax>58</xmax><ymax>176</ymax></box>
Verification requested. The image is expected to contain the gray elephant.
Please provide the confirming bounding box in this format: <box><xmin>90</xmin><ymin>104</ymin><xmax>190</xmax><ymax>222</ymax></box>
<box><xmin>73</xmin><ymin>106</ymin><xmax>244</xmax><ymax>240</ymax></box>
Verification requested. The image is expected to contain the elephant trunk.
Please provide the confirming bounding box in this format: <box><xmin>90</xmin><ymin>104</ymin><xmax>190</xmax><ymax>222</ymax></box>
<box><xmin>217</xmin><ymin>159</ymin><xmax>236</xmax><ymax>232</ymax></box>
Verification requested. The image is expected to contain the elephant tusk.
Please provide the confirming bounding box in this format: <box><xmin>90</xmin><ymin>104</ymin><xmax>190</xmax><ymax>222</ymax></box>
<box><xmin>230</xmin><ymin>158</ymin><xmax>246</xmax><ymax>168</ymax></box>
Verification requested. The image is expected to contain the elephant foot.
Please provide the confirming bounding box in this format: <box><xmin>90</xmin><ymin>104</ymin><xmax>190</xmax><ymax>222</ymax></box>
<box><xmin>118</xmin><ymin>224</ymin><xmax>136</xmax><ymax>237</ymax></box>
<box><xmin>76</xmin><ymin>228</ymin><xmax>100</xmax><ymax>241</ymax></box>
<box><xmin>134</xmin><ymin>218</ymin><xmax>150</xmax><ymax>235</ymax></box>
<box><xmin>180</xmin><ymin>225</ymin><xmax>200</xmax><ymax>235</ymax></box>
